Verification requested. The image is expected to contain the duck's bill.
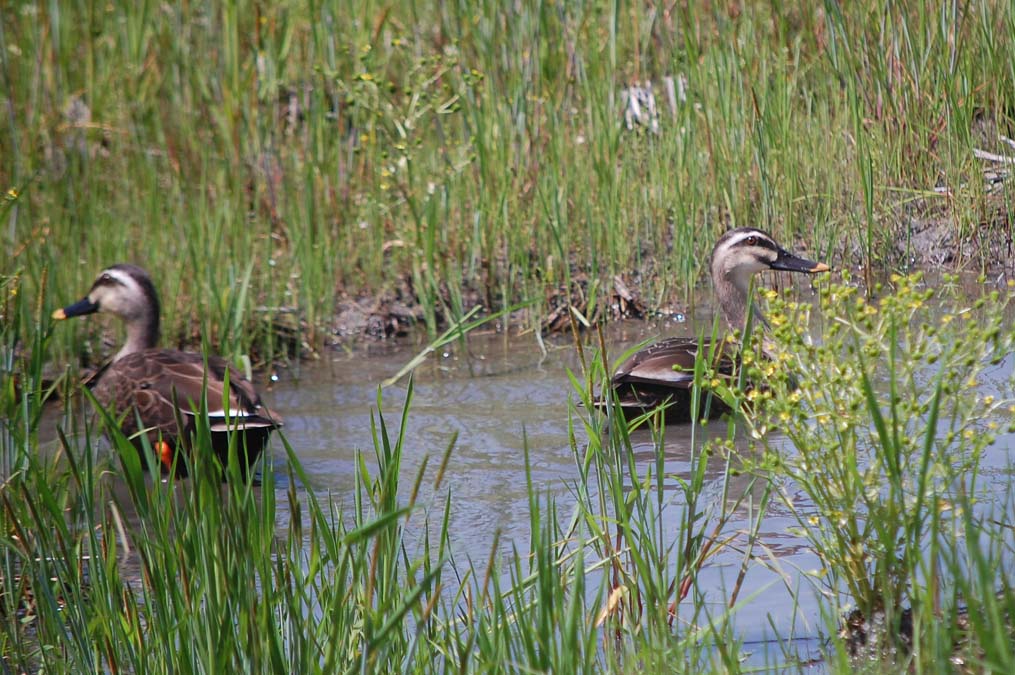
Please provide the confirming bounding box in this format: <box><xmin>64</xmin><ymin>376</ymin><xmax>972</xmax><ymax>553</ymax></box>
<box><xmin>770</xmin><ymin>249</ymin><xmax>830</xmax><ymax>274</ymax></box>
<box><xmin>52</xmin><ymin>297</ymin><xmax>99</xmax><ymax>320</ymax></box>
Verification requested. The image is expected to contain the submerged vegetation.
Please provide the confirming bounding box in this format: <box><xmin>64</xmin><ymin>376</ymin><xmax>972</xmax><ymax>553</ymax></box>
<box><xmin>3</xmin><ymin>0</ymin><xmax>1015</xmax><ymax>672</ymax></box>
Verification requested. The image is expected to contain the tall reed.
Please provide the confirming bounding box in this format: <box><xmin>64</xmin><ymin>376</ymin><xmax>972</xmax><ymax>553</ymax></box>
<box><xmin>5</xmin><ymin>2</ymin><xmax>1013</xmax><ymax>358</ymax></box>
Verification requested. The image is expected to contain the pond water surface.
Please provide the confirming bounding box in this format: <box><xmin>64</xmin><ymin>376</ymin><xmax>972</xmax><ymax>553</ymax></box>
<box><xmin>269</xmin><ymin>318</ymin><xmax>822</xmax><ymax>663</ymax></box>
<box><xmin>42</xmin><ymin>278</ymin><xmax>1014</xmax><ymax>669</ymax></box>
<box><xmin>260</xmin><ymin>277</ymin><xmax>1015</xmax><ymax>667</ymax></box>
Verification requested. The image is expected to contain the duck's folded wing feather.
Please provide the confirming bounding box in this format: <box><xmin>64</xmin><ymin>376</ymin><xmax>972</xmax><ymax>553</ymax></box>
<box><xmin>612</xmin><ymin>337</ymin><xmax>737</xmax><ymax>388</ymax></box>
<box><xmin>104</xmin><ymin>350</ymin><xmax>282</xmax><ymax>431</ymax></box>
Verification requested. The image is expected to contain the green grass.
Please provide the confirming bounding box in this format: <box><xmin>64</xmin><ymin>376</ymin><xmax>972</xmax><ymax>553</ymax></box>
<box><xmin>0</xmin><ymin>272</ymin><xmax>765</xmax><ymax>673</ymax></box>
<box><xmin>4</xmin><ymin>1</ymin><xmax>1015</xmax><ymax>671</ymax></box>
<box><xmin>4</xmin><ymin>235</ymin><xmax>1015</xmax><ymax>671</ymax></box>
<box><xmin>4</xmin><ymin>1</ymin><xmax>1014</xmax><ymax>361</ymax></box>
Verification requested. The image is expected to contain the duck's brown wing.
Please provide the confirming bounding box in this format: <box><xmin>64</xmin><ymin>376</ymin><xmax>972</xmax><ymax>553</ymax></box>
<box><xmin>614</xmin><ymin>337</ymin><xmax>738</xmax><ymax>385</ymax></box>
<box><xmin>196</xmin><ymin>352</ymin><xmax>284</xmax><ymax>431</ymax></box>
<box><xmin>93</xmin><ymin>350</ymin><xmax>282</xmax><ymax>439</ymax></box>
<box><xmin>614</xmin><ymin>337</ymin><xmax>701</xmax><ymax>388</ymax></box>
<box><xmin>606</xmin><ymin>337</ymin><xmax>738</xmax><ymax>422</ymax></box>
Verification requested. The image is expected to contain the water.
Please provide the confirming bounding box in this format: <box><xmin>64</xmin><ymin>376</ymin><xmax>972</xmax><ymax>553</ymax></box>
<box><xmin>261</xmin><ymin>277</ymin><xmax>1015</xmax><ymax>668</ymax></box>
<box><xmin>266</xmin><ymin>319</ymin><xmax>833</xmax><ymax>665</ymax></box>
<box><xmin>38</xmin><ymin>275</ymin><xmax>1015</xmax><ymax>669</ymax></box>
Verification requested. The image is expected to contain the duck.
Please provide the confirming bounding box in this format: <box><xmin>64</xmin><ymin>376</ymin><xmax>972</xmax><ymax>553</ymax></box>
<box><xmin>608</xmin><ymin>227</ymin><xmax>829</xmax><ymax>424</ymax></box>
<box><xmin>52</xmin><ymin>264</ymin><xmax>283</xmax><ymax>478</ymax></box>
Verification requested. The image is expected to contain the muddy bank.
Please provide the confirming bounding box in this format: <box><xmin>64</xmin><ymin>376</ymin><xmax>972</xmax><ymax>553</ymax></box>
<box><xmin>326</xmin><ymin>215</ymin><xmax>1013</xmax><ymax>348</ymax></box>
<box><xmin>329</xmin><ymin>271</ymin><xmax>656</xmax><ymax>345</ymax></box>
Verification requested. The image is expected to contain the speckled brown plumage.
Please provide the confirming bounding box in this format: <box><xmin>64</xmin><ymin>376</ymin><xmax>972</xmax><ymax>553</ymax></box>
<box><xmin>609</xmin><ymin>336</ymin><xmax>738</xmax><ymax>424</ymax></box>
<box><xmin>54</xmin><ymin>264</ymin><xmax>282</xmax><ymax>478</ymax></box>
<box><xmin>604</xmin><ymin>228</ymin><xmax>828</xmax><ymax>425</ymax></box>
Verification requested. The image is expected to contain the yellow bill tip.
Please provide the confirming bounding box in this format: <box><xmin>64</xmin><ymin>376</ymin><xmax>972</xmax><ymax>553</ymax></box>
<box><xmin>51</xmin><ymin>308</ymin><xmax>67</xmax><ymax>320</ymax></box>
<box><xmin>810</xmin><ymin>262</ymin><xmax>831</xmax><ymax>273</ymax></box>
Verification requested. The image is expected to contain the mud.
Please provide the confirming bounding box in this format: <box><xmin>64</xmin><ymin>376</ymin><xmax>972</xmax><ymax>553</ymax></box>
<box><xmin>325</xmin><ymin>210</ymin><xmax>1014</xmax><ymax>347</ymax></box>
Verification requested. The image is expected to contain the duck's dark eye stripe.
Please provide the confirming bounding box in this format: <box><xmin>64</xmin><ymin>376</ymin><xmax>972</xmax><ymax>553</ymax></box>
<box><xmin>733</xmin><ymin>233</ymin><xmax>776</xmax><ymax>251</ymax></box>
<box><xmin>94</xmin><ymin>273</ymin><xmax>125</xmax><ymax>288</ymax></box>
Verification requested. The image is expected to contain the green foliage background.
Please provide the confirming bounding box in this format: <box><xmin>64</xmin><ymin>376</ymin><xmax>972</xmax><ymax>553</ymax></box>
<box><xmin>3</xmin><ymin>1</ymin><xmax>1013</xmax><ymax>359</ymax></box>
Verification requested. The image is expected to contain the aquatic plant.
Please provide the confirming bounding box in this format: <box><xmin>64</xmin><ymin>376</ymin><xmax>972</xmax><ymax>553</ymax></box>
<box><xmin>745</xmin><ymin>272</ymin><xmax>1015</xmax><ymax>670</ymax></box>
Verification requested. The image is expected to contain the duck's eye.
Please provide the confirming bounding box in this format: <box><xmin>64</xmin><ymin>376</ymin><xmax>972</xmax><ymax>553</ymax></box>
<box><xmin>746</xmin><ymin>236</ymin><xmax>757</xmax><ymax>246</ymax></box>
<box><xmin>100</xmin><ymin>274</ymin><xmax>112</xmax><ymax>283</ymax></box>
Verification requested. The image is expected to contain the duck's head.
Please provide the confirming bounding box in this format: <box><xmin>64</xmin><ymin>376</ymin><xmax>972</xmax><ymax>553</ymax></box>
<box><xmin>53</xmin><ymin>264</ymin><xmax>160</xmax><ymax>323</ymax></box>
<box><xmin>709</xmin><ymin>227</ymin><xmax>830</xmax><ymax>332</ymax></box>
<box><xmin>53</xmin><ymin>264</ymin><xmax>162</xmax><ymax>358</ymax></box>
<box><xmin>710</xmin><ymin>227</ymin><xmax>829</xmax><ymax>297</ymax></box>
